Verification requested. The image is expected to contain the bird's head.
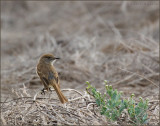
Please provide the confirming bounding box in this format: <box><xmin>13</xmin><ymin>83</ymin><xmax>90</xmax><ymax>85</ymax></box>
<box><xmin>39</xmin><ymin>54</ymin><xmax>60</xmax><ymax>64</ymax></box>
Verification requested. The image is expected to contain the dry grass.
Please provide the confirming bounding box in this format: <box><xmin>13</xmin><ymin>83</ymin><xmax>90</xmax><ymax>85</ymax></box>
<box><xmin>1</xmin><ymin>84</ymin><xmax>159</xmax><ymax>125</ymax></box>
<box><xmin>0</xmin><ymin>85</ymin><xmax>108</xmax><ymax>125</ymax></box>
<box><xmin>1</xmin><ymin>85</ymin><xmax>159</xmax><ymax>125</ymax></box>
<box><xmin>1</xmin><ymin>1</ymin><xmax>159</xmax><ymax>125</ymax></box>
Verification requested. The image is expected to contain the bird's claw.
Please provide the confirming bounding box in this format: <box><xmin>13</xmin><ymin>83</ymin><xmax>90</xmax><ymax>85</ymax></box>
<box><xmin>41</xmin><ymin>88</ymin><xmax>46</xmax><ymax>95</ymax></box>
<box><xmin>49</xmin><ymin>87</ymin><xmax>52</xmax><ymax>92</ymax></box>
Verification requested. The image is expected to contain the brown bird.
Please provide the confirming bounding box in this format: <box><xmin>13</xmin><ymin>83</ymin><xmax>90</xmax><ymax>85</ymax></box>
<box><xmin>37</xmin><ymin>54</ymin><xmax>68</xmax><ymax>104</ymax></box>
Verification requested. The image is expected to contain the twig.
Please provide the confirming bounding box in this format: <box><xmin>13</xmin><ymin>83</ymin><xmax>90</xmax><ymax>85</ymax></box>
<box><xmin>87</xmin><ymin>103</ymin><xmax>97</xmax><ymax>114</ymax></box>
<box><xmin>148</xmin><ymin>100</ymin><xmax>159</xmax><ymax>103</ymax></box>
<box><xmin>61</xmin><ymin>89</ymin><xmax>83</xmax><ymax>96</ymax></box>
<box><xmin>117</xmin><ymin>67</ymin><xmax>158</xmax><ymax>87</ymax></box>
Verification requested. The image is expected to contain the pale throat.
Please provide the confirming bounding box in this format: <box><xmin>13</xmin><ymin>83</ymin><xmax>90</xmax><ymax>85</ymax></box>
<box><xmin>51</xmin><ymin>59</ymin><xmax>57</xmax><ymax>65</ymax></box>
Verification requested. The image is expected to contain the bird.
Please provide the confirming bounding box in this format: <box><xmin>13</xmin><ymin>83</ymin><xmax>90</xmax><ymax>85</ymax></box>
<box><xmin>37</xmin><ymin>53</ymin><xmax>68</xmax><ymax>104</ymax></box>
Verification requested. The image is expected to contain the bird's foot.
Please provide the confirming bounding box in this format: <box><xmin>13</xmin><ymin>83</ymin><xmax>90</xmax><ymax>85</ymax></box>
<box><xmin>41</xmin><ymin>88</ymin><xmax>46</xmax><ymax>95</ymax></box>
<box><xmin>49</xmin><ymin>87</ymin><xmax>52</xmax><ymax>92</ymax></box>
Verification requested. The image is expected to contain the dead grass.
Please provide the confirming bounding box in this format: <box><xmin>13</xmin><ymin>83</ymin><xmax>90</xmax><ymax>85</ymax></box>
<box><xmin>1</xmin><ymin>86</ymin><xmax>107</xmax><ymax>125</ymax></box>
<box><xmin>1</xmin><ymin>85</ymin><xmax>159</xmax><ymax>125</ymax></box>
<box><xmin>1</xmin><ymin>1</ymin><xmax>159</xmax><ymax>125</ymax></box>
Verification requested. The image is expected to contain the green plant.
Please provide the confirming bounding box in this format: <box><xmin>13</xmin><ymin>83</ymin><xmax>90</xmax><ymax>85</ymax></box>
<box><xmin>86</xmin><ymin>81</ymin><xmax>148</xmax><ymax>125</ymax></box>
<box><xmin>127</xmin><ymin>95</ymin><xmax>148</xmax><ymax>124</ymax></box>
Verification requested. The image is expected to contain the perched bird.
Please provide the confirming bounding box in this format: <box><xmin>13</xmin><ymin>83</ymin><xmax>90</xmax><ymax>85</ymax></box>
<box><xmin>37</xmin><ymin>54</ymin><xmax>68</xmax><ymax>104</ymax></box>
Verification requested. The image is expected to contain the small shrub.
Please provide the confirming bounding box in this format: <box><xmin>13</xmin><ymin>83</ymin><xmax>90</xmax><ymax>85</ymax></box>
<box><xmin>86</xmin><ymin>80</ymin><xmax>148</xmax><ymax>125</ymax></box>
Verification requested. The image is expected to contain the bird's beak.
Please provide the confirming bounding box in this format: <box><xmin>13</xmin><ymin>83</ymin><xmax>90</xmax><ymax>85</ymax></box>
<box><xmin>55</xmin><ymin>57</ymin><xmax>60</xmax><ymax>60</ymax></box>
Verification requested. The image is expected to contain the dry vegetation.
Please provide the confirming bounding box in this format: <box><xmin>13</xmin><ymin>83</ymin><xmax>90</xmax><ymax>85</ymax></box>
<box><xmin>1</xmin><ymin>1</ymin><xmax>159</xmax><ymax>125</ymax></box>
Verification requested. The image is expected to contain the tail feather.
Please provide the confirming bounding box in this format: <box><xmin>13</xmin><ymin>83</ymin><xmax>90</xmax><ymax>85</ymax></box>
<box><xmin>53</xmin><ymin>84</ymin><xmax>68</xmax><ymax>104</ymax></box>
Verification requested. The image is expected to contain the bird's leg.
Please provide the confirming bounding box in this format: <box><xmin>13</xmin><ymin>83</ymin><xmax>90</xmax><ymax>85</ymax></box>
<box><xmin>41</xmin><ymin>88</ymin><xmax>46</xmax><ymax>95</ymax></box>
<box><xmin>49</xmin><ymin>87</ymin><xmax>52</xmax><ymax>92</ymax></box>
<box><xmin>48</xmin><ymin>87</ymin><xmax>53</xmax><ymax>99</ymax></box>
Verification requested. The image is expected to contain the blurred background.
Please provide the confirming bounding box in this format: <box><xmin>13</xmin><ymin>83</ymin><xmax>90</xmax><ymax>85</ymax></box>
<box><xmin>1</xmin><ymin>1</ymin><xmax>159</xmax><ymax>101</ymax></box>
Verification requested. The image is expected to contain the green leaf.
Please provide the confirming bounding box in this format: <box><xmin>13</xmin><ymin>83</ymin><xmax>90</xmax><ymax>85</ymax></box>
<box><xmin>86</xmin><ymin>81</ymin><xmax>148</xmax><ymax>125</ymax></box>
<box><xmin>111</xmin><ymin>90</ymin><xmax>117</xmax><ymax>100</ymax></box>
<box><xmin>96</xmin><ymin>99</ymin><xmax>101</xmax><ymax>106</ymax></box>
<box><xmin>119</xmin><ymin>104</ymin><xmax>126</xmax><ymax>113</ymax></box>
<box><xmin>101</xmin><ymin>106</ymin><xmax>107</xmax><ymax>115</ymax></box>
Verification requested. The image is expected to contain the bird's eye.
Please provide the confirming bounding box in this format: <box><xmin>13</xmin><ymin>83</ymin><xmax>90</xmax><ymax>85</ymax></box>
<box><xmin>48</xmin><ymin>57</ymin><xmax>51</xmax><ymax>59</ymax></box>
<box><xmin>45</xmin><ymin>57</ymin><xmax>50</xmax><ymax>59</ymax></box>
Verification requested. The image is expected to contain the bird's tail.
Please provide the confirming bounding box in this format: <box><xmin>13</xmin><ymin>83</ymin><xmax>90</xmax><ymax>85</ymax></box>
<box><xmin>53</xmin><ymin>84</ymin><xmax>68</xmax><ymax>104</ymax></box>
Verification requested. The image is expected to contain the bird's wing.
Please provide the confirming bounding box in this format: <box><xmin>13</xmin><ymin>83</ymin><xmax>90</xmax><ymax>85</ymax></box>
<box><xmin>37</xmin><ymin>69</ymin><xmax>49</xmax><ymax>89</ymax></box>
<box><xmin>48</xmin><ymin>70</ymin><xmax>59</xmax><ymax>84</ymax></box>
<box><xmin>37</xmin><ymin>64</ymin><xmax>59</xmax><ymax>88</ymax></box>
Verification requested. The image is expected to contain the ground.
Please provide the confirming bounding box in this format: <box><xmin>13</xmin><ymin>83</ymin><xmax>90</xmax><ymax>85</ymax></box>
<box><xmin>1</xmin><ymin>1</ymin><xmax>159</xmax><ymax>125</ymax></box>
